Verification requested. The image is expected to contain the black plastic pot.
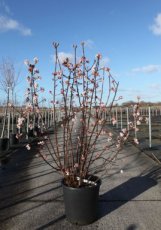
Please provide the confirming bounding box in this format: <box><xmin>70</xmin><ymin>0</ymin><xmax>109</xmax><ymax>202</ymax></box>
<box><xmin>10</xmin><ymin>133</ymin><xmax>18</xmax><ymax>146</ymax></box>
<box><xmin>28</xmin><ymin>129</ymin><xmax>34</xmax><ymax>137</ymax></box>
<box><xmin>0</xmin><ymin>138</ymin><xmax>9</xmax><ymax>152</ymax></box>
<box><xmin>62</xmin><ymin>175</ymin><xmax>101</xmax><ymax>225</ymax></box>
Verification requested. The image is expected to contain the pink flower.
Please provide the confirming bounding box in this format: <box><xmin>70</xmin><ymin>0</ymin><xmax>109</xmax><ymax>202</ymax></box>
<box><xmin>111</xmin><ymin>117</ymin><xmax>117</xmax><ymax>125</ymax></box>
<box><xmin>122</xmin><ymin>128</ymin><xmax>127</xmax><ymax>134</ymax></box>
<box><xmin>100</xmin><ymin>102</ymin><xmax>105</xmax><ymax>107</ymax></box>
<box><xmin>38</xmin><ymin>141</ymin><xmax>45</xmax><ymax>145</ymax></box>
<box><xmin>79</xmin><ymin>56</ymin><xmax>86</xmax><ymax>63</ymax></box>
<box><xmin>29</xmin><ymin>124</ymin><xmax>33</xmax><ymax>130</ymax></box>
<box><xmin>107</xmin><ymin>137</ymin><xmax>112</xmax><ymax>142</ymax></box>
<box><xmin>128</xmin><ymin>122</ymin><xmax>134</xmax><ymax>128</ymax></box>
<box><xmin>134</xmin><ymin>138</ymin><xmax>139</xmax><ymax>145</ymax></box>
<box><xmin>24</xmin><ymin>59</ymin><xmax>30</xmax><ymax>66</ymax></box>
<box><xmin>16</xmin><ymin>133</ymin><xmax>22</xmax><ymax>139</ymax></box>
<box><xmin>92</xmin><ymin>71</ymin><xmax>99</xmax><ymax>77</ymax></box>
<box><xmin>74</xmin><ymin>163</ymin><xmax>79</xmax><ymax>168</ymax></box>
<box><xmin>65</xmin><ymin>169</ymin><xmax>70</xmax><ymax>176</ymax></box>
<box><xmin>104</xmin><ymin>67</ymin><xmax>110</xmax><ymax>72</ymax></box>
<box><xmin>98</xmin><ymin>119</ymin><xmax>103</xmax><ymax>124</ymax></box>
<box><xmin>138</xmin><ymin>116</ymin><xmax>143</xmax><ymax>121</ymax></box>
<box><xmin>33</xmin><ymin>57</ymin><xmax>39</xmax><ymax>64</ymax></box>
<box><xmin>26</xmin><ymin>144</ymin><xmax>31</xmax><ymax>150</ymax></box>
<box><xmin>116</xmin><ymin>143</ymin><xmax>121</xmax><ymax>149</ymax></box>
<box><xmin>8</xmin><ymin>103</ymin><xmax>13</xmax><ymax>107</ymax></box>
<box><xmin>136</xmin><ymin>120</ymin><xmax>141</xmax><ymax>125</ymax></box>
<box><xmin>17</xmin><ymin>117</ymin><xmax>25</xmax><ymax>127</ymax></box>
<box><xmin>108</xmin><ymin>132</ymin><xmax>113</xmax><ymax>137</ymax></box>
<box><xmin>81</xmin><ymin>155</ymin><xmax>85</xmax><ymax>160</ymax></box>
<box><xmin>96</xmin><ymin>53</ymin><xmax>102</xmax><ymax>59</ymax></box>
<box><xmin>34</xmin><ymin>69</ymin><xmax>39</xmax><ymax>74</ymax></box>
<box><xmin>72</xmin><ymin>118</ymin><xmax>76</xmax><ymax>123</ymax></box>
<box><xmin>57</xmin><ymin>71</ymin><xmax>63</xmax><ymax>78</ymax></box>
<box><xmin>34</xmin><ymin>83</ymin><xmax>38</xmax><ymax>89</ymax></box>
<box><xmin>120</xmin><ymin>132</ymin><xmax>124</xmax><ymax>137</ymax></box>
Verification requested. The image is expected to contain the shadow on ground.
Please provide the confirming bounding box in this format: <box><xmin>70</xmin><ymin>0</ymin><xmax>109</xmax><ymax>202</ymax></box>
<box><xmin>98</xmin><ymin>171</ymin><xmax>157</xmax><ymax>219</ymax></box>
<box><xmin>0</xmin><ymin>145</ymin><xmax>62</xmax><ymax>220</ymax></box>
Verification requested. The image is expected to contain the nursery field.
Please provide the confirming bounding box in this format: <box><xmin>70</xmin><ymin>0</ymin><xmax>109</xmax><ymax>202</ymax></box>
<box><xmin>107</xmin><ymin>107</ymin><xmax>161</xmax><ymax>164</ymax></box>
<box><xmin>1</xmin><ymin>106</ymin><xmax>161</xmax><ymax>165</ymax></box>
<box><xmin>0</xmin><ymin>109</ymin><xmax>59</xmax><ymax>161</ymax></box>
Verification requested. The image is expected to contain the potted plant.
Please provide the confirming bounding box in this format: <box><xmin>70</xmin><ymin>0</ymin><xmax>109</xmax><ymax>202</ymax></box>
<box><xmin>9</xmin><ymin>103</ymin><xmax>19</xmax><ymax>146</ymax></box>
<box><xmin>20</xmin><ymin>42</ymin><xmax>141</xmax><ymax>225</ymax></box>
<box><xmin>0</xmin><ymin>87</ymin><xmax>10</xmax><ymax>153</ymax></box>
<box><xmin>0</xmin><ymin>58</ymin><xmax>20</xmax><ymax>151</ymax></box>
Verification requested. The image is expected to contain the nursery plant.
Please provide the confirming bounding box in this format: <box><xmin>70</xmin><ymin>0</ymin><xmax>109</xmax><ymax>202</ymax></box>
<box><xmin>34</xmin><ymin>42</ymin><xmax>133</xmax><ymax>184</ymax></box>
<box><xmin>20</xmin><ymin>42</ymin><xmax>142</xmax><ymax>225</ymax></box>
<box><xmin>0</xmin><ymin>58</ymin><xmax>20</xmax><ymax>151</ymax></box>
<box><xmin>0</xmin><ymin>86</ymin><xmax>11</xmax><ymax>153</ymax></box>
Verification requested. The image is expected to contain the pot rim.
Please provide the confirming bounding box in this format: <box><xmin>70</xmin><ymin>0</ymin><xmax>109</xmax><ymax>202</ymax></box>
<box><xmin>62</xmin><ymin>175</ymin><xmax>101</xmax><ymax>189</ymax></box>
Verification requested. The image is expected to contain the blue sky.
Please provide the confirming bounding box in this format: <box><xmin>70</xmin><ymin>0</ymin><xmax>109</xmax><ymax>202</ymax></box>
<box><xmin>0</xmin><ymin>0</ymin><xmax>161</xmax><ymax>105</ymax></box>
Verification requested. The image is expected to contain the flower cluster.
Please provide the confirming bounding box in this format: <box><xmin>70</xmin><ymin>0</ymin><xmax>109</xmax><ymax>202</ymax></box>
<box><xmin>24</xmin><ymin>57</ymin><xmax>44</xmax><ymax>111</ymax></box>
<box><xmin>17</xmin><ymin>117</ymin><xmax>25</xmax><ymax>129</ymax></box>
<box><xmin>14</xmin><ymin>58</ymin><xmax>47</xmax><ymax>142</ymax></box>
